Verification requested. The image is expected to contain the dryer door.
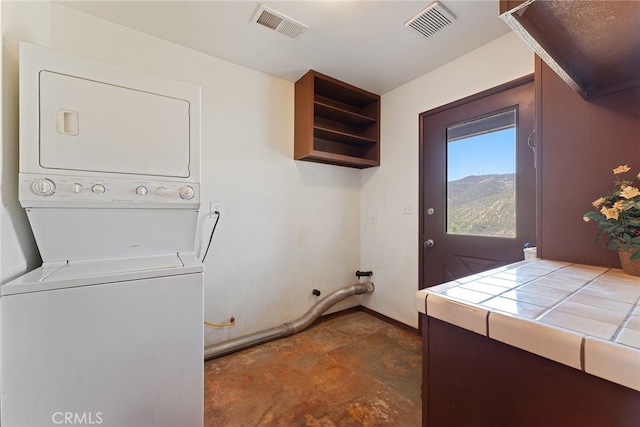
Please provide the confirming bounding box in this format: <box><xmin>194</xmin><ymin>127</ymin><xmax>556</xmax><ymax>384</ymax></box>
<box><xmin>39</xmin><ymin>71</ymin><xmax>191</xmax><ymax>178</ymax></box>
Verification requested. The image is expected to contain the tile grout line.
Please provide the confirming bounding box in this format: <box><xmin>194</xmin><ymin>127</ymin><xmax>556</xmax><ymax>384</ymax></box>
<box><xmin>454</xmin><ymin>263</ymin><xmax>573</xmax><ymax>315</ymax></box>
<box><xmin>485</xmin><ymin>310</ymin><xmax>490</xmax><ymax>338</ymax></box>
<box><xmin>476</xmin><ymin>262</ymin><xmax>575</xmax><ymax>308</ymax></box>
<box><xmin>532</xmin><ymin>265</ymin><xmax>611</xmax><ymax>323</ymax></box>
<box><xmin>611</xmin><ymin>294</ymin><xmax>640</xmax><ymax>342</ymax></box>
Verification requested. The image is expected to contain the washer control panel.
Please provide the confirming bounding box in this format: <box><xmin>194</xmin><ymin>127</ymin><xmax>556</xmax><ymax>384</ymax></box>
<box><xmin>20</xmin><ymin>173</ymin><xmax>199</xmax><ymax>207</ymax></box>
<box><xmin>30</xmin><ymin>178</ymin><xmax>56</xmax><ymax>196</ymax></box>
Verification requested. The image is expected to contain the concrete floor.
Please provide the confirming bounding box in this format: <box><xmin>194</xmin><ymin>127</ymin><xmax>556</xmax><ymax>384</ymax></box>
<box><xmin>204</xmin><ymin>310</ymin><xmax>422</xmax><ymax>426</ymax></box>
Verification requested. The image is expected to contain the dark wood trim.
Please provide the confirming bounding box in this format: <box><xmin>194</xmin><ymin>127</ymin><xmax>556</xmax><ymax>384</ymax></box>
<box><xmin>417</xmin><ymin>109</ymin><xmax>425</xmax><ymax>335</ymax></box>
<box><xmin>358</xmin><ymin>306</ymin><xmax>419</xmax><ymax>336</ymax></box>
<box><xmin>418</xmin><ymin>74</ymin><xmax>534</xmax><ymax>120</ymax></box>
<box><xmin>317</xmin><ymin>305</ymin><xmax>419</xmax><ymax>336</ymax></box>
<box><xmin>314</xmin><ymin>306</ymin><xmax>361</xmax><ymax>325</ymax></box>
<box><xmin>534</xmin><ymin>56</ymin><xmax>544</xmax><ymax>260</ymax></box>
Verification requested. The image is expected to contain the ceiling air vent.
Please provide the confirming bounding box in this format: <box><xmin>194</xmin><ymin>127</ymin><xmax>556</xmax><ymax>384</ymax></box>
<box><xmin>405</xmin><ymin>1</ymin><xmax>456</xmax><ymax>39</ymax></box>
<box><xmin>252</xmin><ymin>5</ymin><xmax>308</xmax><ymax>39</ymax></box>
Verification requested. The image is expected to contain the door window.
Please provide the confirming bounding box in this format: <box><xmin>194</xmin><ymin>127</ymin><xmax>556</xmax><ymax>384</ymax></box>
<box><xmin>446</xmin><ymin>110</ymin><xmax>516</xmax><ymax>238</ymax></box>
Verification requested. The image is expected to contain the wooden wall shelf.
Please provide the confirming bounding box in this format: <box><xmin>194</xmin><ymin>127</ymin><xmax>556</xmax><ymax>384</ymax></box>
<box><xmin>295</xmin><ymin>70</ymin><xmax>380</xmax><ymax>169</ymax></box>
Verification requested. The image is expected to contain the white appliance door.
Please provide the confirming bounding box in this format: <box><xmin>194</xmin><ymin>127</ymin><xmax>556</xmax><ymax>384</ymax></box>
<box><xmin>1</xmin><ymin>273</ymin><xmax>203</xmax><ymax>427</ymax></box>
<box><xmin>39</xmin><ymin>71</ymin><xmax>191</xmax><ymax>178</ymax></box>
<box><xmin>26</xmin><ymin>208</ymin><xmax>199</xmax><ymax>262</ymax></box>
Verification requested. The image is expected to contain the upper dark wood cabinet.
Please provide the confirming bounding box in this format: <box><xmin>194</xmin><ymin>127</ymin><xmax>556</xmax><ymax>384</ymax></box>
<box><xmin>294</xmin><ymin>70</ymin><xmax>380</xmax><ymax>169</ymax></box>
<box><xmin>500</xmin><ymin>0</ymin><xmax>640</xmax><ymax>99</ymax></box>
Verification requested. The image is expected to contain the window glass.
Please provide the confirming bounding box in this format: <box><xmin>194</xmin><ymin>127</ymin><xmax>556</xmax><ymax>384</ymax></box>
<box><xmin>446</xmin><ymin>110</ymin><xmax>516</xmax><ymax>237</ymax></box>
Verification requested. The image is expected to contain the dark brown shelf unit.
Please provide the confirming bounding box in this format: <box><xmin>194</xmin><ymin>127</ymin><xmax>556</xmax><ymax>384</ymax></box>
<box><xmin>314</xmin><ymin>100</ymin><xmax>377</xmax><ymax>128</ymax></box>
<box><xmin>314</xmin><ymin>126</ymin><xmax>376</xmax><ymax>146</ymax></box>
<box><xmin>295</xmin><ymin>70</ymin><xmax>380</xmax><ymax>168</ymax></box>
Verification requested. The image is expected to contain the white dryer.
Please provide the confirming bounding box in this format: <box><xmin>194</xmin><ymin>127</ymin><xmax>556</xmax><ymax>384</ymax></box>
<box><xmin>1</xmin><ymin>43</ymin><xmax>204</xmax><ymax>426</ymax></box>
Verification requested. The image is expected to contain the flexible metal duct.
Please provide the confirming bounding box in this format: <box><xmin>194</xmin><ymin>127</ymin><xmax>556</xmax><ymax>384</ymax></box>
<box><xmin>204</xmin><ymin>282</ymin><xmax>374</xmax><ymax>361</ymax></box>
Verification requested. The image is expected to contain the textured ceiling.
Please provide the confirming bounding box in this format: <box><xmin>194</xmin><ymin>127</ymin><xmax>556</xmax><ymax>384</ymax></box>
<box><xmin>57</xmin><ymin>0</ymin><xmax>512</xmax><ymax>94</ymax></box>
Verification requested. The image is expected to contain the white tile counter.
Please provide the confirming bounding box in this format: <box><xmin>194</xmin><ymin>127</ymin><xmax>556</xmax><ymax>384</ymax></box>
<box><xmin>415</xmin><ymin>259</ymin><xmax>640</xmax><ymax>391</ymax></box>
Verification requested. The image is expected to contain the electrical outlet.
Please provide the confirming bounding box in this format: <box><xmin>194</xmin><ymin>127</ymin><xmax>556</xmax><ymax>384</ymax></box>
<box><xmin>369</xmin><ymin>211</ymin><xmax>377</xmax><ymax>225</ymax></box>
<box><xmin>210</xmin><ymin>201</ymin><xmax>223</xmax><ymax>218</ymax></box>
<box><xmin>403</xmin><ymin>204</ymin><xmax>413</xmax><ymax>215</ymax></box>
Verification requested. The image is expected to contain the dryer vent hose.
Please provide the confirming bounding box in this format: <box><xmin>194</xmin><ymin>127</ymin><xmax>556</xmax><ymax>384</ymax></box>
<box><xmin>203</xmin><ymin>282</ymin><xmax>374</xmax><ymax>361</ymax></box>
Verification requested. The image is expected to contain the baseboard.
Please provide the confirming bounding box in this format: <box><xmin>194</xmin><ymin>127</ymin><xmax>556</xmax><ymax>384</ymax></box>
<box><xmin>357</xmin><ymin>306</ymin><xmax>419</xmax><ymax>335</ymax></box>
<box><xmin>314</xmin><ymin>306</ymin><xmax>361</xmax><ymax>325</ymax></box>
<box><xmin>318</xmin><ymin>305</ymin><xmax>419</xmax><ymax>336</ymax></box>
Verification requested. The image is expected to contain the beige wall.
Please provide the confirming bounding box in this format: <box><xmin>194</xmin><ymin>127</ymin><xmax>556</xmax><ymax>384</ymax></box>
<box><xmin>2</xmin><ymin>2</ymin><xmax>363</xmax><ymax>347</ymax></box>
<box><xmin>360</xmin><ymin>33</ymin><xmax>534</xmax><ymax>328</ymax></box>
<box><xmin>1</xmin><ymin>0</ymin><xmax>50</xmax><ymax>283</ymax></box>
<box><xmin>1</xmin><ymin>2</ymin><xmax>535</xmax><ymax>340</ymax></box>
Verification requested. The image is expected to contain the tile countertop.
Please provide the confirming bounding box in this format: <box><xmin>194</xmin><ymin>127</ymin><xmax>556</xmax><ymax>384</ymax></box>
<box><xmin>415</xmin><ymin>259</ymin><xmax>640</xmax><ymax>392</ymax></box>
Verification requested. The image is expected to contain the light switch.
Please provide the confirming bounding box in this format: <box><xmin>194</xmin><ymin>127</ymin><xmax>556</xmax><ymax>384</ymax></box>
<box><xmin>369</xmin><ymin>211</ymin><xmax>377</xmax><ymax>225</ymax></box>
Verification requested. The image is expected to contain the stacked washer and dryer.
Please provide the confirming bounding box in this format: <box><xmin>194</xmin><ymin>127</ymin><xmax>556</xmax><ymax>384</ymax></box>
<box><xmin>1</xmin><ymin>43</ymin><xmax>204</xmax><ymax>426</ymax></box>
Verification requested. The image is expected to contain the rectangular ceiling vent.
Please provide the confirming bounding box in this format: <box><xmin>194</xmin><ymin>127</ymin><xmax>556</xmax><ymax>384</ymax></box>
<box><xmin>405</xmin><ymin>1</ymin><xmax>456</xmax><ymax>39</ymax></box>
<box><xmin>252</xmin><ymin>5</ymin><xmax>308</xmax><ymax>39</ymax></box>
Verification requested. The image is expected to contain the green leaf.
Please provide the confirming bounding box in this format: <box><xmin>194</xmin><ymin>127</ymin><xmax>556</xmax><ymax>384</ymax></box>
<box><xmin>631</xmin><ymin>251</ymin><xmax>640</xmax><ymax>260</ymax></box>
<box><xmin>584</xmin><ymin>211</ymin><xmax>604</xmax><ymax>220</ymax></box>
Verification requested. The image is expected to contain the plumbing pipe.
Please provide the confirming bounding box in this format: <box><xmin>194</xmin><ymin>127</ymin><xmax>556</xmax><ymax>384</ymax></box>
<box><xmin>203</xmin><ymin>282</ymin><xmax>374</xmax><ymax>361</ymax></box>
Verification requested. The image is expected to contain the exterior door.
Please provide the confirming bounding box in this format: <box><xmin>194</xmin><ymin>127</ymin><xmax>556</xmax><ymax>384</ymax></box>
<box><xmin>419</xmin><ymin>76</ymin><xmax>536</xmax><ymax>289</ymax></box>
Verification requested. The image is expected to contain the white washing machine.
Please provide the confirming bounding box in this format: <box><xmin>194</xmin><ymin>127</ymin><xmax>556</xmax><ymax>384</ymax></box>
<box><xmin>1</xmin><ymin>43</ymin><xmax>204</xmax><ymax>426</ymax></box>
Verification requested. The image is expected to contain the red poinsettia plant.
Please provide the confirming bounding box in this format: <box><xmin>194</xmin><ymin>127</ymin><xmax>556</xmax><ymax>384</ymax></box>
<box><xmin>583</xmin><ymin>164</ymin><xmax>640</xmax><ymax>260</ymax></box>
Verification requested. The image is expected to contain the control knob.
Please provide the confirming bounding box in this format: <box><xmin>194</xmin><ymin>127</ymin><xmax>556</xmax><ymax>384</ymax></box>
<box><xmin>91</xmin><ymin>184</ymin><xmax>106</xmax><ymax>194</ymax></box>
<box><xmin>136</xmin><ymin>186</ymin><xmax>148</xmax><ymax>196</ymax></box>
<box><xmin>156</xmin><ymin>187</ymin><xmax>168</xmax><ymax>196</ymax></box>
<box><xmin>71</xmin><ymin>183</ymin><xmax>83</xmax><ymax>193</ymax></box>
<box><xmin>31</xmin><ymin>178</ymin><xmax>56</xmax><ymax>196</ymax></box>
<box><xmin>179</xmin><ymin>186</ymin><xmax>195</xmax><ymax>200</ymax></box>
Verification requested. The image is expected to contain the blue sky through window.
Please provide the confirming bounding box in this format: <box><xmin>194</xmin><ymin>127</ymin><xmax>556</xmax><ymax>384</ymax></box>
<box><xmin>447</xmin><ymin>127</ymin><xmax>515</xmax><ymax>182</ymax></box>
